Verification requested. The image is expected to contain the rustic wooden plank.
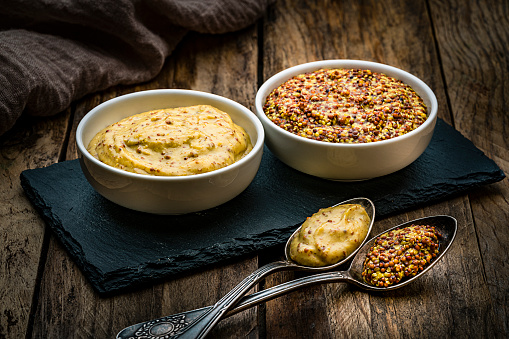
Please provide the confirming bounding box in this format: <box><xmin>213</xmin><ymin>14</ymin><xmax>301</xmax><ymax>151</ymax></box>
<box><xmin>368</xmin><ymin>199</ymin><xmax>496</xmax><ymax>338</ymax></box>
<box><xmin>0</xmin><ymin>111</ymin><xmax>70</xmax><ymax>338</ymax></box>
<box><xmin>259</xmin><ymin>0</ymin><xmax>499</xmax><ymax>337</ymax></box>
<box><xmin>262</xmin><ymin>0</ymin><xmax>451</xmax><ymax>123</ymax></box>
<box><xmin>4</xmin><ymin>0</ymin><xmax>505</xmax><ymax>338</ymax></box>
<box><xmin>429</xmin><ymin>0</ymin><xmax>509</xmax><ymax>336</ymax></box>
<box><xmin>30</xmin><ymin>27</ymin><xmax>262</xmax><ymax>338</ymax></box>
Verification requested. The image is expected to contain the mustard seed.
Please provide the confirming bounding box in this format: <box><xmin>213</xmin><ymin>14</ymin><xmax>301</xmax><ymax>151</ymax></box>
<box><xmin>263</xmin><ymin>68</ymin><xmax>427</xmax><ymax>143</ymax></box>
<box><xmin>361</xmin><ymin>224</ymin><xmax>441</xmax><ymax>287</ymax></box>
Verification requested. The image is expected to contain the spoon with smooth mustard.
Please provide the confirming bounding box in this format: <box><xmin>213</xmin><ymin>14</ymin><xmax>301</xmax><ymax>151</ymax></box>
<box><xmin>117</xmin><ymin>197</ymin><xmax>375</xmax><ymax>339</ymax></box>
<box><xmin>117</xmin><ymin>214</ymin><xmax>456</xmax><ymax>339</ymax></box>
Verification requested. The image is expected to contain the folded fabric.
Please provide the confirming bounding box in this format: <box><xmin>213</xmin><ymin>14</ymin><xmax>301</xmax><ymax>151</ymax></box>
<box><xmin>0</xmin><ymin>0</ymin><xmax>272</xmax><ymax>136</ymax></box>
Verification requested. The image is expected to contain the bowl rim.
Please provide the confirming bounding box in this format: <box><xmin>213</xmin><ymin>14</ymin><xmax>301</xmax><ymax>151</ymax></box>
<box><xmin>76</xmin><ymin>89</ymin><xmax>265</xmax><ymax>182</ymax></box>
<box><xmin>255</xmin><ymin>59</ymin><xmax>438</xmax><ymax>148</ymax></box>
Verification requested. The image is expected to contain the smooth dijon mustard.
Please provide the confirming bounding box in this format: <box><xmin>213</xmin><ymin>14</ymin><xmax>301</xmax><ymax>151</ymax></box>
<box><xmin>87</xmin><ymin>105</ymin><xmax>252</xmax><ymax>176</ymax></box>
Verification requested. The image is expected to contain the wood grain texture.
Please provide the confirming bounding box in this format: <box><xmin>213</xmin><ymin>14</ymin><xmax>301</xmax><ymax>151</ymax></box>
<box><xmin>262</xmin><ymin>0</ymin><xmax>451</xmax><ymax>122</ymax></box>
<box><xmin>0</xmin><ymin>0</ymin><xmax>507</xmax><ymax>338</ymax></box>
<box><xmin>429</xmin><ymin>0</ymin><xmax>509</xmax><ymax>336</ymax></box>
<box><xmin>0</xmin><ymin>110</ymin><xmax>70</xmax><ymax>338</ymax></box>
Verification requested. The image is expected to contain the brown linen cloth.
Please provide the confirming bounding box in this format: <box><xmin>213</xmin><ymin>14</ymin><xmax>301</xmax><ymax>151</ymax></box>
<box><xmin>0</xmin><ymin>0</ymin><xmax>272</xmax><ymax>136</ymax></box>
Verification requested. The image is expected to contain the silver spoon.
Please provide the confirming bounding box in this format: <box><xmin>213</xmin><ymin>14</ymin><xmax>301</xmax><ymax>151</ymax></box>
<box><xmin>117</xmin><ymin>197</ymin><xmax>375</xmax><ymax>339</ymax></box>
<box><xmin>117</xmin><ymin>214</ymin><xmax>456</xmax><ymax>339</ymax></box>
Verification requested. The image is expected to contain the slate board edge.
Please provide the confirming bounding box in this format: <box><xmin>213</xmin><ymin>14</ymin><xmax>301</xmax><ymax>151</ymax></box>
<box><xmin>19</xmin><ymin>167</ymin><xmax>300</xmax><ymax>295</ymax></box>
<box><xmin>97</xmin><ymin>224</ymin><xmax>299</xmax><ymax>296</ymax></box>
<box><xmin>21</xmin><ymin>164</ymin><xmax>505</xmax><ymax>295</ymax></box>
<box><xmin>20</xmin><ymin>172</ymin><xmax>106</xmax><ymax>286</ymax></box>
<box><xmin>375</xmin><ymin>173</ymin><xmax>505</xmax><ymax>216</ymax></box>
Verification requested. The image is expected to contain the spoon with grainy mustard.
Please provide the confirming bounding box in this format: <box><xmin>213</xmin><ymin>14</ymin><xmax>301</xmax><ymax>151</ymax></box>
<box><xmin>117</xmin><ymin>214</ymin><xmax>456</xmax><ymax>339</ymax></box>
<box><xmin>117</xmin><ymin>197</ymin><xmax>375</xmax><ymax>339</ymax></box>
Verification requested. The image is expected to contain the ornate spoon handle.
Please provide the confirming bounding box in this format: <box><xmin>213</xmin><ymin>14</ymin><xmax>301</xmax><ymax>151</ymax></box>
<box><xmin>117</xmin><ymin>271</ymin><xmax>350</xmax><ymax>339</ymax></box>
<box><xmin>172</xmin><ymin>261</ymin><xmax>293</xmax><ymax>339</ymax></box>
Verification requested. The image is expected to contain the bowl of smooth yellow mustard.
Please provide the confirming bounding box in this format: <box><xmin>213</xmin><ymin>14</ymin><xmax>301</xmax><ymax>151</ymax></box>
<box><xmin>76</xmin><ymin>89</ymin><xmax>264</xmax><ymax>215</ymax></box>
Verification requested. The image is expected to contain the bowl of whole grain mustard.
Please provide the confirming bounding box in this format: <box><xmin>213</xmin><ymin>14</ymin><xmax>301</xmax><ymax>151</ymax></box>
<box><xmin>255</xmin><ymin>60</ymin><xmax>438</xmax><ymax>181</ymax></box>
<box><xmin>76</xmin><ymin>89</ymin><xmax>264</xmax><ymax>214</ymax></box>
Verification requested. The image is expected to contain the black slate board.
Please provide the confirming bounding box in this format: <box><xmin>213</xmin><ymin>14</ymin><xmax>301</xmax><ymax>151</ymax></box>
<box><xmin>20</xmin><ymin>119</ymin><xmax>505</xmax><ymax>295</ymax></box>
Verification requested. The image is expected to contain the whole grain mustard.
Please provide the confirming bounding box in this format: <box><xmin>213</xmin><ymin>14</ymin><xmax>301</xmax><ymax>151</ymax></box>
<box><xmin>362</xmin><ymin>224</ymin><xmax>441</xmax><ymax>287</ymax></box>
<box><xmin>263</xmin><ymin>68</ymin><xmax>427</xmax><ymax>143</ymax></box>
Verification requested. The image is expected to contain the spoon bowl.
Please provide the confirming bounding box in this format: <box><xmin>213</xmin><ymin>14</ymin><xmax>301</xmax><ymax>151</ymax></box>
<box><xmin>283</xmin><ymin>196</ymin><xmax>375</xmax><ymax>269</ymax></box>
<box><xmin>348</xmin><ymin>214</ymin><xmax>457</xmax><ymax>291</ymax></box>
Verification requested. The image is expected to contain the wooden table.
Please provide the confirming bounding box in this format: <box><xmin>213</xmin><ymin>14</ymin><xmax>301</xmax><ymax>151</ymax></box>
<box><xmin>1</xmin><ymin>0</ymin><xmax>508</xmax><ymax>337</ymax></box>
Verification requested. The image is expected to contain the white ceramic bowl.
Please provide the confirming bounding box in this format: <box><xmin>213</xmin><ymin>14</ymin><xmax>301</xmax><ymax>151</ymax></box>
<box><xmin>76</xmin><ymin>89</ymin><xmax>265</xmax><ymax>214</ymax></box>
<box><xmin>255</xmin><ymin>60</ymin><xmax>438</xmax><ymax>181</ymax></box>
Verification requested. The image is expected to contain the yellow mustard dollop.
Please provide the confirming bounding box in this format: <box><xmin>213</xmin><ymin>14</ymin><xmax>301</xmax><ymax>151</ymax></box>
<box><xmin>87</xmin><ymin>105</ymin><xmax>252</xmax><ymax>176</ymax></box>
<box><xmin>289</xmin><ymin>204</ymin><xmax>371</xmax><ymax>267</ymax></box>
